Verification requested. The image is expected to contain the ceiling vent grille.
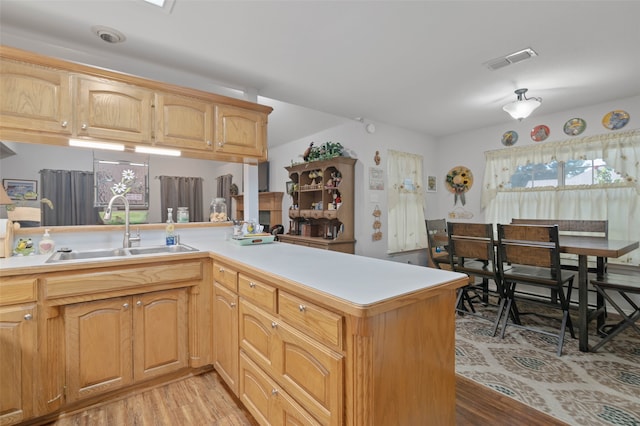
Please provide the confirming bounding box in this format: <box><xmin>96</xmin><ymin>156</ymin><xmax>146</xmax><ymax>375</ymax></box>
<box><xmin>484</xmin><ymin>47</ymin><xmax>538</xmax><ymax>71</ymax></box>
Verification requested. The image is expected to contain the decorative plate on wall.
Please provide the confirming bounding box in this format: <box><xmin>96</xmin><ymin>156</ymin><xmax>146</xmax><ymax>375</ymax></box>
<box><xmin>602</xmin><ymin>110</ymin><xmax>630</xmax><ymax>130</ymax></box>
<box><xmin>563</xmin><ymin>118</ymin><xmax>587</xmax><ymax>136</ymax></box>
<box><xmin>501</xmin><ymin>130</ymin><xmax>518</xmax><ymax>146</ymax></box>
<box><xmin>530</xmin><ymin>125</ymin><xmax>550</xmax><ymax>142</ymax></box>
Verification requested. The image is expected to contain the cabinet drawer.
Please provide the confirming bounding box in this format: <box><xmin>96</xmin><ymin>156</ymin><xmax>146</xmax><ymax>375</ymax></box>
<box><xmin>279</xmin><ymin>291</ymin><xmax>343</xmax><ymax>349</ymax></box>
<box><xmin>0</xmin><ymin>277</ymin><xmax>37</xmax><ymax>306</ymax></box>
<box><xmin>213</xmin><ymin>262</ymin><xmax>238</xmax><ymax>291</ymax></box>
<box><xmin>44</xmin><ymin>261</ymin><xmax>203</xmax><ymax>300</ymax></box>
<box><xmin>238</xmin><ymin>274</ymin><xmax>277</xmax><ymax>313</ymax></box>
<box><xmin>239</xmin><ymin>352</ymin><xmax>322</xmax><ymax>426</ymax></box>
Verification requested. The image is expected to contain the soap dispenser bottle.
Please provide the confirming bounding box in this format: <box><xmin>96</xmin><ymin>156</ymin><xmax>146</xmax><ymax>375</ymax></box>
<box><xmin>38</xmin><ymin>228</ymin><xmax>55</xmax><ymax>254</ymax></box>
<box><xmin>165</xmin><ymin>208</ymin><xmax>176</xmax><ymax>246</ymax></box>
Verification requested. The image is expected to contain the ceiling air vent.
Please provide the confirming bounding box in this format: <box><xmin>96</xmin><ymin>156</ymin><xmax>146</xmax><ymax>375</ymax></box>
<box><xmin>484</xmin><ymin>47</ymin><xmax>538</xmax><ymax>71</ymax></box>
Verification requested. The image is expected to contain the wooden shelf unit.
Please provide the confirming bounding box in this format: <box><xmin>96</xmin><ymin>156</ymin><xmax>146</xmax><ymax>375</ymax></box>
<box><xmin>232</xmin><ymin>192</ymin><xmax>283</xmax><ymax>229</ymax></box>
<box><xmin>281</xmin><ymin>156</ymin><xmax>356</xmax><ymax>254</ymax></box>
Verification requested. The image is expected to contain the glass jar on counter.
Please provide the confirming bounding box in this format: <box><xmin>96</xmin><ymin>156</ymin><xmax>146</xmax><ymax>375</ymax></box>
<box><xmin>177</xmin><ymin>207</ymin><xmax>189</xmax><ymax>223</ymax></box>
<box><xmin>209</xmin><ymin>198</ymin><xmax>228</xmax><ymax>222</ymax></box>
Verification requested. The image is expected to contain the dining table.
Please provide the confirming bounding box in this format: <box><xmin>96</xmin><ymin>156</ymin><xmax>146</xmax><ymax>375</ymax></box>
<box><xmin>557</xmin><ymin>235</ymin><xmax>639</xmax><ymax>351</ymax></box>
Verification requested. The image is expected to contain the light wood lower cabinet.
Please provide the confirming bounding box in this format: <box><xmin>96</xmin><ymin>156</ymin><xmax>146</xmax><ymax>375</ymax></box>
<box><xmin>212</xmin><ymin>282</ymin><xmax>239</xmax><ymax>396</ymax></box>
<box><xmin>64</xmin><ymin>288</ymin><xmax>188</xmax><ymax>403</ymax></box>
<box><xmin>239</xmin><ymin>353</ymin><xmax>321</xmax><ymax>426</ymax></box>
<box><xmin>212</xmin><ymin>261</ymin><xmax>239</xmax><ymax>395</ymax></box>
<box><xmin>239</xmin><ymin>298</ymin><xmax>343</xmax><ymax>425</ymax></box>
<box><xmin>0</xmin><ymin>303</ymin><xmax>36</xmax><ymax>426</ymax></box>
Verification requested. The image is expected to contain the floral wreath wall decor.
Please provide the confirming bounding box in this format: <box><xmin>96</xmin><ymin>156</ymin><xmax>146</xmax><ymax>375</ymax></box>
<box><xmin>445</xmin><ymin>166</ymin><xmax>473</xmax><ymax>206</ymax></box>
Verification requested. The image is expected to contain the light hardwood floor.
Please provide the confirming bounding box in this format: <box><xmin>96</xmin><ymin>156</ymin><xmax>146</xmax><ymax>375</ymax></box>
<box><xmin>41</xmin><ymin>371</ymin><xmax>567</xmax><ymax>426</ymax></box>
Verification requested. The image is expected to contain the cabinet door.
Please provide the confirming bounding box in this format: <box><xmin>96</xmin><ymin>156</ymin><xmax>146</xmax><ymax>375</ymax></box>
<box><xmin>215</xmin><ymin>104</ymin><xmax>266</xmax><ymax>158</ymax></box>
<box><xmin>0</xmin><ymin>59</ymin><xmax>72</xmax><ymax>134</ymax></box>
<box><xmin>239</xmin><ymin>299</ymin><xmax>278</xmax><ymax>373</ymax></box>
<box><xmin>133</xmin><ymin>289</ymin><xmax>188</xmax><ymax>382</ymax></box>
<box><xmin>0</xmin><ymin>304</ymin><xmax>36</xmax><ymax>426</ymax></box>
<box><xmin>75</xmin><ymin>76</ymin><xmax>153</xmax><ymax>143</ymax></box>
<box><xmin>239</xmin><ymin>353</ymin><xmax>321</xmax><ymax>426</ymax></box>
<box><xmin>212</xmin><ymin>282</ymin><xmax>239</xmax><ymax>395</ymax></box>
<box><xmin>65</xmin><ymin>297</ymin><xmax>133</xmax><ymax>403</ymax></box>
<box><xmin>154</xmin><ymin>93</ymin><xmax>213</xmax><ymax>151</ymax></box>
<box><xmin>275</xmin><ymin>321</ymin><xmax>343</xmax><ymax>425</ymax></box>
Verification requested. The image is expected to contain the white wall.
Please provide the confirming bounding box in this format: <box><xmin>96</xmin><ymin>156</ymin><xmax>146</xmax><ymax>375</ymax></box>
<box><xmin>0</xmin><ymin>142</ymin><xmax>243</xmax><ymax>222</ymax></box>
<box><xmin>269</xmin><ymin>120</ymin><xmax>439</xmax><ymax>265</ymax></box>
<box><xmin>433</xmin><ymin>95</ymin><xmax>640</xmax><ymax>223</ymax></box>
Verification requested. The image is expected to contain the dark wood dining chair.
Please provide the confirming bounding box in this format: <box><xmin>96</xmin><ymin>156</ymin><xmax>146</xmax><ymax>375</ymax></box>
<box><xmin>497</xmin><ymin>224</ymin><xmax>576</xmax><ymax>356</ymax></box>
<box><xmin>447</xmin><ymin>222</ymin><xmax>504</xmax><ymax>336</ymax></box>
<box><xmin>589</xmin><ymin>273</ymin><xmax>640</xmax><ymax>351</ymax></box>
<box><xmin>426</xmin><ymin>219</ymin><xmax>452</xmax><ymax>270</ymax></box>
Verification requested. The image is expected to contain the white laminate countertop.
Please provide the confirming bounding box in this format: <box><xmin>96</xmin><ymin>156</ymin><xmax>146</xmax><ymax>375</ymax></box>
<box><xmin>0</xmin><ymin>227</ymin><xmax>466</xmax><ymax>307</ymax></box>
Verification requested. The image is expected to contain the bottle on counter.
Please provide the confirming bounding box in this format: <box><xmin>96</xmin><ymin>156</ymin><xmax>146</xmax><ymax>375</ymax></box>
<box><xmin>166</xmin><ymin>208</ymin><xmax>176</xmax><ymax>246</ymax></box>
<box><xmin>38</xmin><ymin>228</ymin><xmax>56</xmax><ymax>254</ymax></box>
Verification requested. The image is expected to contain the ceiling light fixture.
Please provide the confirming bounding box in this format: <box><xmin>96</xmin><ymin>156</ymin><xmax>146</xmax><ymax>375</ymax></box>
<box><xmin>135</xmin><ymin>146</ymin><xmax>181</xmax><ymax>157</ymax></box>
<box><xmin>92</xmin><ymin>26</ymin><xmax>126</xmax><ymax>44</ymax></box>
<box><xmin>502</xmin><ymin>88</ymin><xmax>542</xmax><ymax>121</ymax></box>
<box><xmin>69</xmin><ymin>139</ymin><xmax>125</xmax><ymax>151</ymax></box>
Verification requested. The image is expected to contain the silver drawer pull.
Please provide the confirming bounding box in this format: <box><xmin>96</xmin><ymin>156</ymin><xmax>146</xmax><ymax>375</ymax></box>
<box><xmin>230</xmin><ymin>302</ymin><xmax>237</xmax><ymax>307</ymax></box>
<box><xmin>24</xmin><ymin>313</ymin><xmax>33</xmax><ymax>321</ymax></box>
<box><xmin>123</xmin><ymin>303</ymin><xmax>129</xmax><ymax>309</ymax></box>
<box><xmin>299</xmin><ymin>304</ymin><xmax>306</xmax><ymax>312</ymax></box>
<box><xmin>271</xmin><ymin>389</ymin><xmax>279</xmax><ymax>396</ymax></box>
<box><xmin>136</xmin><ymin>300</ymin><xmax>142</xmax><ymax>307</ymax></box>
<box><xmin>61</xmin><ymin>121</ymin><xmax>68</xmax><ymax>128</ymax></box>
<box><xmin>249</xmin><ymin>282</ymin><xmax>256</xmax><ymax>288</ymax></box>
<box><xmin>271</xmin><ymin>321</ymin><xmax>278</xmax><ymax>328</ymax></box>
<box><xmin>218</xmin><ymin>267</ymin><xmax>224</xmax><ymax>272</ymax></box>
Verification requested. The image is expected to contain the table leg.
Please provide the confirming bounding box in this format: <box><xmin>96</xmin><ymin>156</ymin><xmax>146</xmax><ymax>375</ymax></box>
<box><xmin>578</xmin><ymin>255</ymin><xmax>589</xmax><ymax>352</ymax></box>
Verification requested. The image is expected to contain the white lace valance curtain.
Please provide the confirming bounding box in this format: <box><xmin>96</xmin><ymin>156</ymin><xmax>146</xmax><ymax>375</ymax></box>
<box><xmin>481</xmin><ymin>129</ymin><xmax>640</xmax><ymax>209</ymax></box>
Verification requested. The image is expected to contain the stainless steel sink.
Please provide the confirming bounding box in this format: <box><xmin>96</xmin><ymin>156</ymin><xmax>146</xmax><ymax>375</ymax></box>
<box><xmin>128</xmin><ymin>244</ymin><xmax>199</xmax><ymax>255</ymax></box>
<box><xmin>45</xmin><ymin>244</ymin><xmax>198</xmax><ymax>263</ymax></box>
<box><xmin>46</xmin><ymin>248</ymin><xmax>129</xmax><ymax>262</ymax></box>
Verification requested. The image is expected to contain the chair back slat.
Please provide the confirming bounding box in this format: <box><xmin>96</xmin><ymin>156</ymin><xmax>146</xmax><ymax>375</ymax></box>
<box><xmin>498</xmin><ymin>224</ymin><xmax>561</xmax><ymax>270</ymax></box>
<box><xmin>448</xmin><ymin>222</ymin><xmax>495</xmax><ymax>265</ymax></box>
<box><xmin>503</xmin><ymin>244</ymin><xmax>554</xmax><ymax>268</ymax></box>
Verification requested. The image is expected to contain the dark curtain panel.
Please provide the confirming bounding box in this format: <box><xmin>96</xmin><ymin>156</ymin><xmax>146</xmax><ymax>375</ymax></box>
<box><xmin>40</xmin><ymin>169</ymin><xmax>99</xmax><ymax>226</ymax></box>
<box><xmin>216</xmin><ymin>174</ymin><xmax>233</xmax><ymax>217</ymax></box>
<box><xmin>159</xmin><ymin>176</ymin><xmax>203</xmax><ymax>222</ymax></box>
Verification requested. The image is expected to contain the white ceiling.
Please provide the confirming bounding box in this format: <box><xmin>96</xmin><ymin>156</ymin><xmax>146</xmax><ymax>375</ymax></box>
<box><xmin>2</xmin><ymin>1</ymin><xmax>639</xmax><ymax>147</ymax></box>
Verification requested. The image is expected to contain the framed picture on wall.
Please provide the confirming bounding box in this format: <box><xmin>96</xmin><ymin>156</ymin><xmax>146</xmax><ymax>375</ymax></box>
<box><xmin>427</xmin><ymin>175</ymin><xmax>437</xmax><ymax>192</ymax></box>
<box><xmin>3</xmin><ymin>179</ymin><xmax>38</xmax><ymax>200</ymax></box>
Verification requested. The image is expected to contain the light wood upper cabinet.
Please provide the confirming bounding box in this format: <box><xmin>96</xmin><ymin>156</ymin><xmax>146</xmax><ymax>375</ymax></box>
<box><xmin>75</xmin><ymin>76</ymin><xmax>153</xmax><ymax>143</ymax></box>
<box><xmin>154</xmin><ymin>93</ymin><xmax>213</xmax><ymax>151</ymax></box>
<box><xmin>0</xmin><ymin>59</ymin><xmax>72</xmax><ymax>135</ymax></box>
<box><xmin>0</xmin><ymin>47</ymin><xmax>273</xmax><ymax>162</ymax></box>
<box><xmin>215</xmin><ymin>104</ymin><xmax>267</xmax><ymax>159</ymax></box>
<box><xmin>0</xmin><ymin>303</ymin><xmax>36</xmax><ymax>426</ymax></box>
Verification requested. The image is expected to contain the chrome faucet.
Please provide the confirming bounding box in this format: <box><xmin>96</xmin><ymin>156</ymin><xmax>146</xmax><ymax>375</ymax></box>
<box><xmin>103</xmin><ymin>195</ymin><xmax>141</xmax><ymax>248</ymax></box>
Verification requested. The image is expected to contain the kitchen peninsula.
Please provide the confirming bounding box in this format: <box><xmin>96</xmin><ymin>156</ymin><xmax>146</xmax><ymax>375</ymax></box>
<box><xmin>0</xmin><ymin>224</ymin><xmax>467</xmax><ymax>425</ymax></box>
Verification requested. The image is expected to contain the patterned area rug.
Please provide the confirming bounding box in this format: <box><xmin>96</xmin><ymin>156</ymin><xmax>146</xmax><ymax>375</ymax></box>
<box><xmin>455</xmin><ymin>302</ymin><xmax>640</xmax><ymax>426</ymax></box>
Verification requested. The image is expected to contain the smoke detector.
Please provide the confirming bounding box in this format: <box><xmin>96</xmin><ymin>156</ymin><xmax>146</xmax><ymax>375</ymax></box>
<box><xmin>484</xmin><ymin>47</ymin><xmax>538</xmax><ymax>71</ymax></box>
<box><xmin>92</xmin><ymin>26</ymin><xmax>126</xmax><ymax>44</ymax></box>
